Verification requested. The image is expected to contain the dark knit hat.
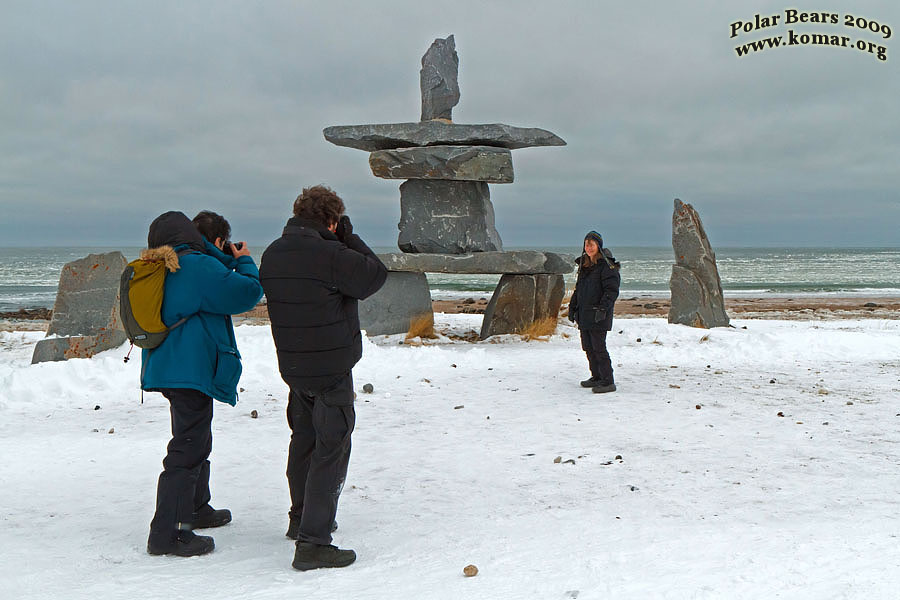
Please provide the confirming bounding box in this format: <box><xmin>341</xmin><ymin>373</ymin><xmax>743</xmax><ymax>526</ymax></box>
<box><xmin>584</xmin><ymin>230</ymin><xmax>603</xmax><ymax>247</ymax></box>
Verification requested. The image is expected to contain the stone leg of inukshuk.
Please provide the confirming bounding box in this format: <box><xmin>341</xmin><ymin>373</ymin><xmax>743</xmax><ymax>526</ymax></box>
<box><xmin>32</xmin><ymin>251</ymin><xmax>128</xmax><ymax>363</ymax></box>
<box><xmin>358</xmin><ymin>271</ymin><xmax>433</xmax><ymax>337</ymax></box>
<box><xmin>480</xmin><ymin>274</ymin><xmax>566</xmax><ymax>339</ymax></box>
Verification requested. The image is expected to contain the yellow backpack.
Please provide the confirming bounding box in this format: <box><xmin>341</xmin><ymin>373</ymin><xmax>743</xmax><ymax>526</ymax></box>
<box><xmin>119</xmin><ymin>246</ymin><xmax>192</xmax><ymax>350</ymax></box>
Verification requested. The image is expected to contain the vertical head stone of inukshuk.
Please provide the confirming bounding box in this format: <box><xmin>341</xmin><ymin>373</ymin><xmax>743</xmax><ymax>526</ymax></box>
<box><xmin>420</xmin><ymin>35</ymin><xmax>460</xmax><ymax>122</ymax></box>
<box><xmin>668</xmin><ymin>198</ymin><xmax>730</xmax><ymax>328</ymax></box>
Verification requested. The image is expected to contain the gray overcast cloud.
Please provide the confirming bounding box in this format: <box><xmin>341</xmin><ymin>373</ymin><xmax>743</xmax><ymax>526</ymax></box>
<box><xmin>1</xmin><ymin>0</ymin><xmax>898</xmax><ymax>248</ymax></box>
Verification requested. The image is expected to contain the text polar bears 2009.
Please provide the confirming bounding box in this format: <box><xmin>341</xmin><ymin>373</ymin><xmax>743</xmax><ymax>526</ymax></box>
<box><xmin>731</xmin><ymin>9</ymin><xmax>891</xmax><ymax>62</ymax></box>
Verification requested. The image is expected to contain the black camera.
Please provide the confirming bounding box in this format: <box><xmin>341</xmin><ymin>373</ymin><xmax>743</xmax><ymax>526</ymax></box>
<box><xmin>223</xmin><ymin>241</ymin><xmax>243</xmax><ymax>256</ymax></box>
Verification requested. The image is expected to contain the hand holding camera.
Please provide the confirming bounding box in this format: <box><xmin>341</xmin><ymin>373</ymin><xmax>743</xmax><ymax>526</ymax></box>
<box><xmin>335</xmin><ymin>215</ymin><xmax>353</xmax><ymax>243</ymax></box>
<box><xmin>225</xmin><ymin>241</ymin><xmax>250</xmax><ymax>258</ymax></box>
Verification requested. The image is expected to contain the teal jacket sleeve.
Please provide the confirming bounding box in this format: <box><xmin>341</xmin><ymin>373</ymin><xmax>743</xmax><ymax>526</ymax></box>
<box><xmin>203</xmin><ymin>240</ymin><xmax>239</xmax><ymax>270</ymax></box>
<box><xmin>197</xmin><ymin>255</ymin><xmax>264</xmax><ymax>315</ymax></box>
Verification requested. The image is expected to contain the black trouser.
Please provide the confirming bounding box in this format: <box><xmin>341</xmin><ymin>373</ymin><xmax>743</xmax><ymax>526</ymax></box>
<box><xmin>149</xmin><ymin>388</ymin><xmax>213</xmax><ymax>536</ymax></box>
<box><xmin>581</xmin><ymin>329</ymin><xmax>614</xmax><ymax>384</ymax></box>
<box><xmin>286</xmin><ymin>373</ymin><xmax>355</xmax><ymax>546</ymax></box>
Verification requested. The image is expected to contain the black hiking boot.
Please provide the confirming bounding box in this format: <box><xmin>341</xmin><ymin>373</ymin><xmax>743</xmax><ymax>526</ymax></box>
<box><xmin>292</xmin><ymin>542</ymin><xmax>356</xmax><ymax>571</ymax></box>
<box><xmin>192</xmin><ymin>504</ymin><xmax>232</xmax><ymax>529</ymax></box>
<box><xmin>286</xmin><ymin>518</ymin><xmax>338</xmax><ymax>540</ymax></box>
<box><xmin>147</xmin><ymin>529</ymin><xmax>215</xmax><ymax>557</ymax></box>
<box><xmin>592</xmin><ymin>382</ymin><xmax>617</xmax><ymax>394</ymax></box>
<box><xmin>580</xmin><ymin>377</ymin><xmax>602</xmax><ymax>388</ymax></box>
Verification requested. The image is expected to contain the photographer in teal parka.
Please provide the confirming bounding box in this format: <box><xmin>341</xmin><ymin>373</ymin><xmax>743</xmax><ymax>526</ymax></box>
<box><xmin>142</xmin><ymin>211</ymin><xmax>263</xmax><ymax>557</ymax></box>
<box><xmin>568</xmin><ymin>230</ymin><xmax>621</xmax><ymax>393</ymax></box>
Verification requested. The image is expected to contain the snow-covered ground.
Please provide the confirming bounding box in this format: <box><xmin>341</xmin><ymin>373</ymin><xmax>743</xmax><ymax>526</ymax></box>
<box><xmin>1</xmin><ymin>315</ymin><xmax>899</xmax><ymax>599</ymax></box>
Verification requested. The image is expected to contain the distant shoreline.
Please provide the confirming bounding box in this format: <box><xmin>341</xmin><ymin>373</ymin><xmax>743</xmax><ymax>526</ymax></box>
<box><xmin>4</xmin><ymin>296</ymin><xmax>899</xmax><ymax>331</ymax></box>
<box><xmin>431</xmin><ymin>296</ymin><xmax>900</xmax><ymax>321</ymax></box>
<box><xmin>231</xmin><ymin>295</ymin><xmax>900</xmax><ymax>325</ymax></box>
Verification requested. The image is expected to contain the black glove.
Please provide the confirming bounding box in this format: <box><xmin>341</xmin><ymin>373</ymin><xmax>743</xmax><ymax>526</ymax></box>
<box><xmin>335</xmin><ymin>215</ymin><xmax>352</xmax><ymax>242</ymax></box>
<box><xmin>567</xmin><ymin>306</ymin><xmax>576</xmax><ymax>322</ymax></box>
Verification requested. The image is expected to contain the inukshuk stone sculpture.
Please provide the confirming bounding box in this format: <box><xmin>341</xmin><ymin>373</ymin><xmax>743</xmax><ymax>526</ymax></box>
<box><xmin>324</xmin><ymin>35</ymin><xmax>570</xmax><ymax>338</ymax></box>
<box><xmin>668</xmin><ymin>199</ymin><xmax>730</xmax><ymax>328</ymax></box>
<box><xmin>32</xmin><ymin>252</ymin><xmax>128</xmax><ymax>363</ymax></box>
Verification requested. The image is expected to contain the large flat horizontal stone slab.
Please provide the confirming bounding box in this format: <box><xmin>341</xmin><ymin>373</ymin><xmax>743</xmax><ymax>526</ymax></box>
<box><xmin>370</xmin><ymin>146</ymin><xmax>513</xmax><ymax>183</ymax></box>
<box><xmin>323</xmin><ymin>122</ymin><xmax>566</xmax><ymax>151</ymax></box>
<box><xmin>377</xmin><ymin>251</ymin><xmax>575</xmax><ymax>274</ymax></box>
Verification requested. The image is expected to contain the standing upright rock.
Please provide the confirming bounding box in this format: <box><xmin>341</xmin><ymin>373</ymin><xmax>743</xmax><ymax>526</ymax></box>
<box><xmin>668</xmin><ymin>199</ymin><xmax>730</xmax><ymax>328</ymax></box>
<box><xmin>32</xmin><ymin>251</ymin><xmax>128</xmax><ymax>363</ymax></box>
<box><xmin>420</xmin><ymin>35</ymin><xmax>460</xmax><ymax>122</ymax></box>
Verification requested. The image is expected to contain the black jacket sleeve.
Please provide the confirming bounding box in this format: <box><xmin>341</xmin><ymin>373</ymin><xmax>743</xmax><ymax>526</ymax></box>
<box><xmin>599</xmin><ymin>265</ymin><xmax>620</xmax><ymax>312</ymax></box>
<box><xmin>332</xmin><ymin>233</ymin><xmax>388</xmax><ymax>300</ymax></box>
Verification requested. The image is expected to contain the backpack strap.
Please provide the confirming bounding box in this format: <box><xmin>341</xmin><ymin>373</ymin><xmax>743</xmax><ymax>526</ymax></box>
<box><xmin>165</xmin><ymin>248</ymin><xmax>201</xmax><ymax>331</ymax></box>
<box><xmin>154</xmin><ymin>247</ymin><xmax>201</xmax><ymax>338</ymax></box>
<box><xmin>168</xmin><ymin>315</ymin><xmax>191</xmax><ymax>331</ymax></box>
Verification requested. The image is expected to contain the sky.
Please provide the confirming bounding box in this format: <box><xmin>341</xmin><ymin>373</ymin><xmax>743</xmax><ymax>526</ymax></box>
<box><xmin>1</xmin><ymin>0</ymin><xmax>898</xmax><ymax>248</ymax></box>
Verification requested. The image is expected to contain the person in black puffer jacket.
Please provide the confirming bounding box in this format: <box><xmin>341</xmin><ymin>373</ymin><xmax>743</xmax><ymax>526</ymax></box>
<box><xmin>568</xmin><ymin>231</ymin><xmax>621</xmax><ymax>393</ymax></box>
<box><xmin>259</xmin><ymin>185</ymin><xmax>386</xmax><ymax>571</ymax></box>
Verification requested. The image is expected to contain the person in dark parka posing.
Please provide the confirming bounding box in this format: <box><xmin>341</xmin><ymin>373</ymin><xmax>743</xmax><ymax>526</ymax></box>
<box><xmin>142</xmin><ymin>211</ymin><xmax>263</xmax><ymax>557</ymax></box>
<box><xmin>568</xmin><ymin>230</ymin><xmax>621</xmax><ymax>393</ymax></box>
<box><xmin>260</xmin><ymin>185</ymin><xmax>387</xmax><ymax>571</ymax></box>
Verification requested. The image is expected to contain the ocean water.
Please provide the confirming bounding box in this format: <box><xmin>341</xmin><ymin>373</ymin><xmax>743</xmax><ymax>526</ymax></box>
<box><xmin>1</xmin><ymin>246</ymin><xmax>899</xmax><ymax>311</ymax></box>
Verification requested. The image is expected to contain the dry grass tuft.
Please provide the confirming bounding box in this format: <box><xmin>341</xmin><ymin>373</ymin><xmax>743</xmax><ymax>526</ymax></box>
<box><xmin>405</xmin><ymin>313</ymin><xmax>437</xmax><ymax>341</ymax></box>
<box><xmin>521</xmin><ymin>316</ymin><xmax>558</xmax><ymax>341</ymax></box>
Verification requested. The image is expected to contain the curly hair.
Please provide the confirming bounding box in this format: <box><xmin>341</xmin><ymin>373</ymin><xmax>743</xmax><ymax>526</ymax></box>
<box><xmin>192</xmin><ymin>210</ymin><xmax>231</xmax><ymax>244</ymax></box>
<box><xmin>293</xmin><ymin>185</ymin><xmax>345</xmax><ymax>227</ymax></box>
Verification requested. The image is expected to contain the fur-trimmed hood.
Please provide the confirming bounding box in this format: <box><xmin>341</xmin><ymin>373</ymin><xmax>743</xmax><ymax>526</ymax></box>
<box><xmin>140</xmin><ymin>246</ymin><xmax>180</xmax><ymax>273</ymax></box>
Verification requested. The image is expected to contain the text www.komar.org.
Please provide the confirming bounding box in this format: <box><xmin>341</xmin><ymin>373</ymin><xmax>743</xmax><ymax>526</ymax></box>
<box><xmin>732</xmin><ymin>9</ymin><xmax>890</xmax><ymax>61</ymax></box>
